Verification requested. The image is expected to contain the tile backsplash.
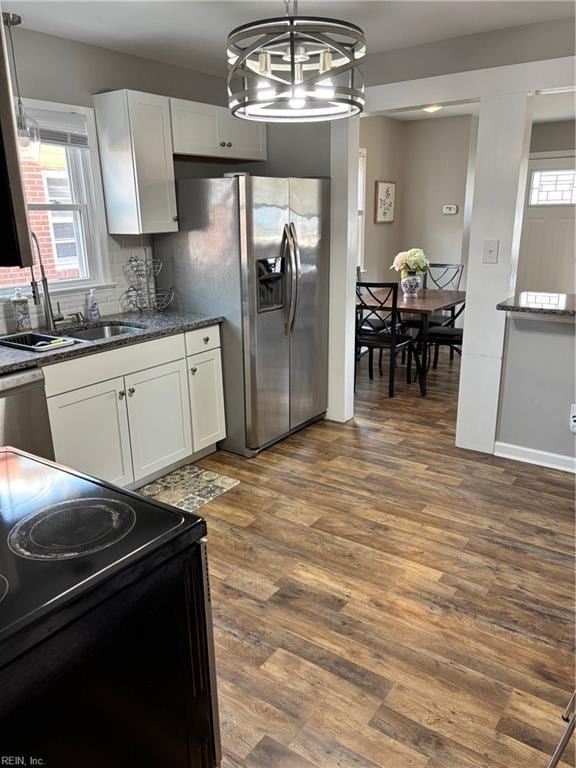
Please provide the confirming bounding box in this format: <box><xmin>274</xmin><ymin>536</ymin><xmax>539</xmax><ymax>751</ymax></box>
<box><xmin>0</xmin><ymin>237</ymin><xmax>152</xmax><ymax>334</ymax></box>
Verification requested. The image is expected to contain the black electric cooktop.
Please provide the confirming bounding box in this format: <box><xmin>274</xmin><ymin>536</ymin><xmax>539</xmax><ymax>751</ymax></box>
<box><xmin>0</xmin><ymin>448</ymin><xmax>204</xmax><ymax>639</ymax></box>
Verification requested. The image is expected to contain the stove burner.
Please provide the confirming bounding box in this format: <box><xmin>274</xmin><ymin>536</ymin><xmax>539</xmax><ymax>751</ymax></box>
<box><xmin>0</xmin><ymin>575</ymin><xmax>8</xmax><ymax>604</ymax></box>
<box><xmin>8</xmin><ymin>498</ymin><xmax>136</xmax><ymax>561</ymax></box>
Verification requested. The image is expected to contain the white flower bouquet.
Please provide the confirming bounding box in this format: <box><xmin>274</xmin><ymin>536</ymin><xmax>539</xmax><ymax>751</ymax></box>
<box><xmin>390</xmin><ymin>248</ymin><xmax>429</xmax><ymax>279</ymax></box>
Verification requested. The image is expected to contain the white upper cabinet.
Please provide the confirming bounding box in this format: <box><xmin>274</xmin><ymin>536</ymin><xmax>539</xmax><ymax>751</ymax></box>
<box><xmin>94</xmin><ymin>90</ymin><xmax>177</xmax><ymax>235</ymax></box>
<box><xmin>217</xmin><ymin>110</ymin><xmax>267</xmax><ymax>160</ymax></box>
<box><xmin>170</xmin><ymin>98</ymin><xmax>267</xmax><ymax>161</ymax></box>
<box><xmin>171</xmin><ymin>99</ymin><xmax>223</xmax><ymax>158</ymax></box>
<box><xmin>95</xmin><ymin>90</ymin><xmax>267</xmax><ymax>234</ymax></box>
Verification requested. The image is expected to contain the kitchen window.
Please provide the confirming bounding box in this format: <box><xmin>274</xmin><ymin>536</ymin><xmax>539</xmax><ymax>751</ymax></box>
<box><xmin>0</xmin><ymin>100</ymin><xmax>108</xmax><ymax>294</ymax></box>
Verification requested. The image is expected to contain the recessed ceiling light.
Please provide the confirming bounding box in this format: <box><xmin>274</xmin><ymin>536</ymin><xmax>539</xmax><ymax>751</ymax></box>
<box><xmin>422</xmin><ymin>105</ymin><xmax>443</xmax><ymax>113</ymax></box>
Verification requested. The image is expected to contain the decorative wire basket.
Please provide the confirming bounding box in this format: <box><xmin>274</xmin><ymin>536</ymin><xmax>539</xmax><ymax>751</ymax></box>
<box><xmin>121</xmin><ymin>252</ymin><xmax>175</xmax><ymax>314</ymax></box>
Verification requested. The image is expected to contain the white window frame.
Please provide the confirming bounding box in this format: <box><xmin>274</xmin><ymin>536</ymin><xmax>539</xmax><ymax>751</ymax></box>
<box><xmin>41</xmin><ymin>168</ymin><xmax>85</xmax><ymax>271</ymax></box>
<box><xmin>1</xmin><ymin>99</ymin><xmax>111</xmax><ymax>297</ymax></box>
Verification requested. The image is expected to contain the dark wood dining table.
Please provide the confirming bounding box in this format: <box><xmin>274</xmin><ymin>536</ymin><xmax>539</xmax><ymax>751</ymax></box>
<box><xmin>362</xmin><ymin>288</ymin><xmax>466</xmax><ymax>395</ymax></box>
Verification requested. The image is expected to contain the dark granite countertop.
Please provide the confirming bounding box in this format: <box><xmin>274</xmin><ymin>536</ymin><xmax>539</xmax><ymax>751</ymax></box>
<box><xmin>496</xmin><ymin>292</ymin><xmax>575</xmax><ymax>316</ymax></box>
<box><xmin>0</xmin><ymin>310</ymin><xmax>224</xmax><ymax>376</ymax></box>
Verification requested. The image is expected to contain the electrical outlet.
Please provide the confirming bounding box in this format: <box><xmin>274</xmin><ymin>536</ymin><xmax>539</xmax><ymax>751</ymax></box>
<box><xmin>570</xmin><ymin>404</ymin><xmax>576</xmax><ymax>434</ymax></box>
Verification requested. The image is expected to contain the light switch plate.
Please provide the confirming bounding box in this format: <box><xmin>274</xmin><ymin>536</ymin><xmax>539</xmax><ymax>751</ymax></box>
<box><xmin>482</xmin><ymin>239</ymin><xmax>499</xmax><ymax>264</ymax></box>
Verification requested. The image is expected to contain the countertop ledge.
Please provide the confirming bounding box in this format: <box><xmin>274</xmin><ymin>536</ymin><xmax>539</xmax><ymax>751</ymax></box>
<box><xmin>497</xmin><ymin>292</ymin><xmax>576</xmax><ymax>316</ymax></box>
<box><xmin>0</xmin><ymin>311</ymin><xmax>225</xmax><ymax>376</ymax></box>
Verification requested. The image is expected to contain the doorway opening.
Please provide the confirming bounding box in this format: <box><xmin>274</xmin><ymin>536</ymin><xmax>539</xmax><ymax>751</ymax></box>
<box><xmin>354</xmin><ymin>102</ymin><xmax>478</xmax><ymax>421</ymax></box>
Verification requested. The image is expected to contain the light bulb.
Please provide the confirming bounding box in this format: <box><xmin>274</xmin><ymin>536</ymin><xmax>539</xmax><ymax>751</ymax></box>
<box><xmin>15</xmin><ymin>110</ymin><xmax>40</xmax><ymax>161</ymax></box>
<box><xmin>289</xmin><ymin>87</ymin><xmax>306</xmax><ymax>109</ymax></box>
<box><xmin>319</xmin><ymin>50</ymin><xmax>332</xmax><ymax>74</ymax></box>
<box><xmin>256</xmin><ymin>80</ymin><xmax>276</xmax><ymax>101</ymax></box>
<box><xmin>315</xmin><ymin>77</ymin><xmax>335</xmax><ymax>99</ymax></box>
<box><xmin>258</xmin><ymin>51</ymin><xmax>271</xmax><ymax>75</ymax></box>
<box><xmin>17</xmin><ymin>128</ymin><xmax>31</xmax><ymax>148</ymax></box>
<box><xmin>283</xmin><ymin>45</ymin><xmax>309</xmax><ymax>63</ymax></box>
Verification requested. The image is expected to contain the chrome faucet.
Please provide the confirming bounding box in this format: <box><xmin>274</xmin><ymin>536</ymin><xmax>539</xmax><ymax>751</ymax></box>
<box><xmin>30</xmin><ymin>232</ymin><xmax>64</xmax><ymax>332</ymax></box>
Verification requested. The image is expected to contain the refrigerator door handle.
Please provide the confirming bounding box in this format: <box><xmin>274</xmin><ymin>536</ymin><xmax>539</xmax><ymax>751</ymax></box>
<box><xmin>284</xmin><ymin>223</ymin><xmax>297</xmax><ymax>335</ymax></box>
<box><xmin>289</xmin><ymin>222</ymin><xmax>301</xmax><ymax>334</ymax></box>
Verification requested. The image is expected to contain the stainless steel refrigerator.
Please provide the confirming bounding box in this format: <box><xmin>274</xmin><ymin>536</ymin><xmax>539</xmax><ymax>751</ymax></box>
<box><xmin>155</xmin><ymin>175</ymin><xmax>330</xmax><ymax>457</ymax></box>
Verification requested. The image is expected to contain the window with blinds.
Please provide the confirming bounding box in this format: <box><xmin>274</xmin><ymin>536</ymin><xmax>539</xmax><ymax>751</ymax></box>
<box><xmin>23</xmin><ymin>108</ymin><xmax>92</xmax><ymax>280</ymax></box>
<box><xmin>0</xmin><ymin>103</ymin><xmax>105</xmax><ymax>295</ymax></box>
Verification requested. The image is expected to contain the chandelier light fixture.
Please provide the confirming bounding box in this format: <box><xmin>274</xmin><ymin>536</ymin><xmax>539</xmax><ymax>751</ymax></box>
<box><xmin>2</xmin><ymin>12</ymin><xmax>40</xmax><ymax>160</ymax></box>
<box><xmin>226</xmin><ymin>0</ymin><xmax>366</xmax><ymax>123</ymax></box>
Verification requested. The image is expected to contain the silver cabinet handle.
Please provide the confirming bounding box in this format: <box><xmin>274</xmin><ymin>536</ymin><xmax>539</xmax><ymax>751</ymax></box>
<box><xmin>190</xmin><ymin>367</ymin><xmax>197</xmax><ymax>375</ymax></box>
<box><xmin>219</xmin><ymin>141</ymin><xmax>226</xmax><ymax>147</ymax></box>
<box><xmin>119</xmin><ymin>390</ymin><xmax>126</xmax><ymax>399</ymax></box>
<box><xmin>203</xmin><ymin>336</ymin><xmax>210</xmax><ymax>344</ymax></box>
<box><xmin>128</xmin><ymin>387</ymin><xmax>136</xmax><ymax>396</ymax></box>
<box><xmin>226</xmin><ymin>142</ymin><xmax>232</xmax><ymax>147</ymax></box>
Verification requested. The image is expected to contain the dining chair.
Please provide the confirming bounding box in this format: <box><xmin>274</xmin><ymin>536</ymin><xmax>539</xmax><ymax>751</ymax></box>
<box><xmin>355</xmin><ymin>282</ymin><xmax>425</xmax><ymax>397</ymax></box>
<box><xmin>426</xmin><ymin>262</ymin><xmax>465</xmax><ymax>325</ymax></box>
<box><xmin>423</xmin><ymin>262</ymin><xmax>464</xmax><ymax>291</ymax></box>
<box><xmin>419</xmin><ymin>262</ymin><xmax>466</xmax><ymax>366</ymax></box>
<box><xmin>427</xmin><ymin>323</ymin><xmax>463</xmax><ymax>369</ymax></box>
<box><xmin>401</xmin><ymin>262</ymin><xmax>465</xmax><ymax>335</ymax></box>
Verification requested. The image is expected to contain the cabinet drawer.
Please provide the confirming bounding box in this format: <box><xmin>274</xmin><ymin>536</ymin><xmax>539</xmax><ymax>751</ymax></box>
<box><xmin>185</xmin><ymin>325</ymin><xmax>221</xmax><ymax>356</ymax></box>
<box><xmin>44</xmin><ymin>334</ymin><xmax>186</xmax><ymax>397</ymax></box>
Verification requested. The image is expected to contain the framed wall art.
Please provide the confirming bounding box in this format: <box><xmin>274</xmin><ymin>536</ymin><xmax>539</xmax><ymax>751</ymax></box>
<box><xmin>374</xmin><ymin>180</ymin><xmax>396</xmax><ymax>223</ymax></box>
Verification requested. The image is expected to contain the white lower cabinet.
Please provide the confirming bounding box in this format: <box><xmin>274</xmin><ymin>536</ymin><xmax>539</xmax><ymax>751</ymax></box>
<box><xmin>48</xmin><ymin>377</ymin><xmax>133</xmax><ymax>487</ymax></box>
<box><xmin>46</xmin><ymin>329</ymin><xmax>226</xmax><ymax>487</ymax></box>
<box><xmin>126</xmin><ymin>359</ymin><xmax>192</xmax><ymax>482</ymax></box>
<box><xmin>188</xmin><ymin>350</ymin><xmax>226</xmax><ymax>452</ymax></box>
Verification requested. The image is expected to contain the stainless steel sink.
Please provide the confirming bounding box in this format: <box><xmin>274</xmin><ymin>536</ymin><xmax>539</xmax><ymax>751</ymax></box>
<box><xmin>67</xmin><ymin>324</ymin><xmax>143</xmax><ymax>341</ymax></box>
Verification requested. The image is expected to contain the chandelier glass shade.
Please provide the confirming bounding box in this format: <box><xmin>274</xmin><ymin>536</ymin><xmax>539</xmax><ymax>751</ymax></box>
<box><xmin>227</xmin><ymin>14</ymin><xmax>366</xmax><ymax>123</ymax></box>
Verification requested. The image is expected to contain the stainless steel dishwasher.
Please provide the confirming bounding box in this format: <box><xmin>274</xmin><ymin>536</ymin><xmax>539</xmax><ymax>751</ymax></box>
<box><xmin>0</xmin><ymin>368</ymin><xmax>54</xmax><ymax>459</ymax></box>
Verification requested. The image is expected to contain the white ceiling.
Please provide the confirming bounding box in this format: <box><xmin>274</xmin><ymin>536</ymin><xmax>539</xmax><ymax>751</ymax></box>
<box><xmin>380</xmin><ymin>91</ymin><xmax>576</xmax><ymax>123</ymax></box>
<box><xmin>8</xmin><ymin>1</ymin><xmax>575</xmax><ymax>77</ymax></box>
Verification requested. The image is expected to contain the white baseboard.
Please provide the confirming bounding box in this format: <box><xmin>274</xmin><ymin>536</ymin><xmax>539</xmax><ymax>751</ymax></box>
<box><xmin>494</xmin><ymin>441</ymin><xmax>576</xmax><ymax>474</ymax></box>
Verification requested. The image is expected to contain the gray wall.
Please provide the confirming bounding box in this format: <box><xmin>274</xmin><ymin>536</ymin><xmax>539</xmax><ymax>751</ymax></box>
<box><xmin>175</xmin><ymin>122</ymin><xmax>331</xmax><ymax>181</ymax></box>
<box><xmin>359</xmin><ymin>114</ymin><xmax>473</xmax><ymax>281</ymax></box>
<box><xmin>359</xmin><ymin>116</ymin><xmax>405</xmax><ymax>281</ymax></box>
<box><xmin>365</xmin><ymin>18</ymin><xmax>575</xmax><ymax>86</ymax></box>
<box><xmin>14</xmin><ymin>27</ymin><xmax>330</xmax><ymax>185</ymax></box>
<box><xmin>497</xmin><ymin>316</ymin><xmax>576</xmax><ymax>458</ymax></box>
<box><xmin>401</xmin><ymin>116</ymin><xmax>472</xmax><ymax>267</ymax></box>
<box><xmin>530</xmin><ymin>120</ymin><xmax>576</xmax><ymax>153</ymax></box>
<box><xmin>11</xmin><ymin>27</ymin><xmax>226</xmax><ymax>107</ymax></box>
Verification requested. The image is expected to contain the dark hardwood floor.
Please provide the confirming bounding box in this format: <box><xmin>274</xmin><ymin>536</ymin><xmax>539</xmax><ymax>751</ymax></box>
<box><xmin>199</xmin><ymin>350</ymin><xmax>575</xmax><ymax>768</ymax></box>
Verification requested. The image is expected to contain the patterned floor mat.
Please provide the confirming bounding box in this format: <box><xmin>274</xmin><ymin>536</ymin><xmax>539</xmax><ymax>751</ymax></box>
<box><xmin>139</xmin><ymin>463</ymin><xmax>239</xmax><ymax>512</ymax></box>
